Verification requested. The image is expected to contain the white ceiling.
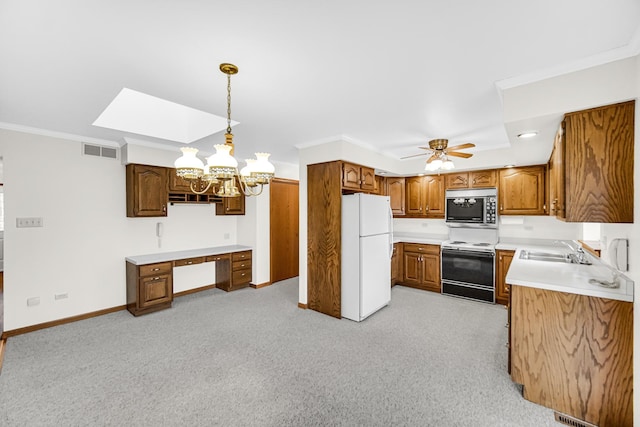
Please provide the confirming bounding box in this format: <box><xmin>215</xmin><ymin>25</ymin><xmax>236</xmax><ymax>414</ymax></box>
<box><xmin>1</xmin><ymin>0</ymin><xmax>639</xmax><ymax>170</ymax></box>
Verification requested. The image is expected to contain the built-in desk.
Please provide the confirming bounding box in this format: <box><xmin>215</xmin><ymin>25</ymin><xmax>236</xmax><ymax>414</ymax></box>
<box><xmin>125</xmin><ymin>245</ymin><xmax>252</xmax><ymax>316</ymax></box>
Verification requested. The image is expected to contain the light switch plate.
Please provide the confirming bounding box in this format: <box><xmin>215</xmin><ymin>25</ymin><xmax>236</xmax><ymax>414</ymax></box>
<box><xmin>16</xmin><ymin>217</ymin><xmax>43</xmax><ymax>228</ymax></box>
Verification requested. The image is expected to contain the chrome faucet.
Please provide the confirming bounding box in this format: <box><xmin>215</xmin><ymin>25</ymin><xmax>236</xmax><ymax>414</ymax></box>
<box><xmin>554</xmin><ymin>240</ymin><xmax>592</xmax><ymax>265</ymax></box>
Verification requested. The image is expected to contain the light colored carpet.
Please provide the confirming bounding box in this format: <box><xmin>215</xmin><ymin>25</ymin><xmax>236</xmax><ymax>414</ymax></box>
<box><xmin>0</xmin><ymin>279</ymin><xmax>557</xmax><ymax>426</ymax></box>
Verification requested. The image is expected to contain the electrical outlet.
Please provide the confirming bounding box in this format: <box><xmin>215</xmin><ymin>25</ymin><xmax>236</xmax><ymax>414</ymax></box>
<box><xmin>54</xmin><ymin>293</ymin><xmax>68</xmax><ymax>300</ymax></box>
<box><xmin>27</xmin><ymin>297</ymin><xmax>40</xmax><ymax>306</ymax></box>
<box><xmin>16</xmin><ymin>217</ymin><xmax>44</xmax><ymax>228</ymax></box>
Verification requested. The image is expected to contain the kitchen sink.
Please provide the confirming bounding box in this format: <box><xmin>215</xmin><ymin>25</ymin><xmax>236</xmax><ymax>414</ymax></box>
<box><xmin>519</xmin><ymin>250</ymin><xmax>574</xmax><ymax>263</ymax></box>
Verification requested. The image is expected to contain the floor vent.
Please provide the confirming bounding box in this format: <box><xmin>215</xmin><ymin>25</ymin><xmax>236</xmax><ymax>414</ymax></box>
<box><xmin>554</xmin><ymin>412</ymin><xmax>597</xmax><ymax>427</ymax></box>
<box><xmin>83</xmin><ymin>143</ymin><xmax>119</xmax><ymax>160</ymax></box>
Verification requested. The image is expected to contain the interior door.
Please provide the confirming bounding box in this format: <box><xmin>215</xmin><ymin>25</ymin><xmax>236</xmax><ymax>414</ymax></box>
<box><xmin>270</xmin><ymin>178</ymin><xmax>299</xmax><ymax>283</ymax></box>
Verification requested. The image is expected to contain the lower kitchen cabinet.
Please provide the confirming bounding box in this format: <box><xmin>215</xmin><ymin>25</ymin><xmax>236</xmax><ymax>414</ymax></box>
<box><xmin>126</xmin><ymin>261</ymin><xmax>173</xmax><ymax>316</ymax></box>
<box><xmin>495</xmin><ymin>250</ymin><xmax>515</xmax><ymax>305</ymax></box>
<box><xmin>216</xmin><ymin>250</ymin><xmax>252</xmax><ymax>291</ymax></box>
<box><xmin>400</xmin><ymin>243</ymin><xmax>440</xmax><ymax>292</ymax></box>
<box><xmin>391</xmin><ymin>243</ymin><xmax>402</xmax><ymax>286</ymax></box>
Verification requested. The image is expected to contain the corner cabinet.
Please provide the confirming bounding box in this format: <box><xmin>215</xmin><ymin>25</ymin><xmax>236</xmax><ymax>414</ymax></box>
<box><xmin>560</xmin><ymin>100</ymin><xmax>634</xmax><ymax>223</ymax></box>
<box><xmin>126</xmin><ymin>164</ymin><xmax>168</xmax><ymax>217</ymax></box>
<box><xmin>342</xmin><ymin>162</ymin><xmax>375</xmax><ymax>192</ymax></box>
<box><xmin>498</xmin><ymin>165</ymin><xmax>547</xmax><ymax>215</ymax></box>
<box><xmin>405</xmin><ymin>175</ymin><xmax>444</xmax><ymax>218</ymax></box>
<box><xmin>495</xmin><ymin>250</ymin><xmax>514</xmax><ymax>306</ymax></box>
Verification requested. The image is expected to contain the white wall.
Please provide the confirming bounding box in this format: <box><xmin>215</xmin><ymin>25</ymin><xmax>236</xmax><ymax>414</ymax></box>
<box><xmin>0</xmin><ymin>129</ymin><xmax>241</xmax><ymax>331</ymax></box>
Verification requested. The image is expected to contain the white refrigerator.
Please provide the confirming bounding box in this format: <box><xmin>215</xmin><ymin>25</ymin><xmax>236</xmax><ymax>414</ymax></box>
<box><xmin>341</xmin><ymin>193</ymin><xmax>393</xmax><ymax>322</ymax></box>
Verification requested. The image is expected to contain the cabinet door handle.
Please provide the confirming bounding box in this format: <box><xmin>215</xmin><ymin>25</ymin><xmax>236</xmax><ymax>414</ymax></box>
<box><xmin>500</xmin><ymin>205</ymin><xmax>503</xmax><ymax>211</ymax></box>
<box><xmin>472</xmin><ymin>179</ymin><xmax>475</xmax><ymax>185</ymax></box>
<box><xmin>153</xmin><ymin>277</ymin><xmax>160</xmax><ymax>281</ymax></box>
<box><xmin>163</xmin><ymin>205</ymin><xmax>166</xmax><ymax>213</ymax></box>
<box><xmin>187</xmin><ymin>261</ymin><xmax>193</xmax><ymax>264</ymax></box>
<box><xmin>152</xmin><ymin>268</ymin><xmax>160</xmax><ymax>271</ymax></box>
<box><xmin>426</xmin><ymin>205</ymin><xmax>429</xmax><ymax>212</ymax></box>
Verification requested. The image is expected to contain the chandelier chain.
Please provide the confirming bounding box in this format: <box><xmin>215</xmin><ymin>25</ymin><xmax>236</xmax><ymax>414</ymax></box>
<box><xmin>226</xmin><ymin>73</ymin><xmax>232</xmax><ymax>134</ymax></box>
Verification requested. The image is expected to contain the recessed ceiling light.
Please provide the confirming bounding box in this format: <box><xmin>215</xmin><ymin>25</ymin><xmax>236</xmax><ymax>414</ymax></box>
<box><xmin>504</xmin><ymin>164</ymin><xmax>515</xmax><ymax>168</ymax></box>
<box><xmin>517</xmin><ymin>131</ymin><xmax>538</xmax><ymax>139</ymax></box>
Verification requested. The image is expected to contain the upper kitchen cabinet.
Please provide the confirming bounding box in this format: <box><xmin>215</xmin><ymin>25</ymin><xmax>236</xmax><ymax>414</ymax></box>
<box><xmin>498</xmin><ymin>165</ymin><xmax>547</xmax><ymax>216</ymax></box>
<box><xmin>405</xmin><ymin>175</ymin><xmax>444</xmax><ymax>218</ymax></box>
<box><xmin>386</xmin><ymin>177</ymin><xmax>405</xmax><ymax>216</ymax></box>
<box><xmin>374</xmin><ymin>175</ymin><xmax>385</xmax><ymax>195</ymax></box>
<box><xmin>167</xmin><ymin>167</ymin><xmax>220</xmax><ymax>204</ymax></box>
<box><xmin>559</xmin><ymin>100</ymin><xmax>635</xmax><ymax>223</ymax></box>
<box><xmin>216</xmin><ymin>194</ymin><xmax>245</xmax><ymax>215</ymax></box>
<box><xmin>445</xmin><ymin>170</ymin><xmax>497</xmax><ymax>189</ymax></box>
<box><xmin>548</xmin><ymin>130</ymin><xmax>566</xmax><ymax>218</ymax></box>
<box><xmin>126</xmin><ymin>164</ymin><xmax>167</xmax><ymax>217</ymax></box>
<box><xmin>342</xmin><ymin>162</ymin><xmax>375</xmax><ymax>192</ymax></box>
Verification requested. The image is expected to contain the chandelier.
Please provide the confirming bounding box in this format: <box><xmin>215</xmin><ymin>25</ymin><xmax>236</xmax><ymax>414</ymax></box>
<box><xmin>174</xmin><ymin>63</ymin><xmax>275</xmax><ymax>197</ymax></box>
<box><xmin>424</xmin><ymin>151</ymin><xmax>454</xmax><ymax>172</ymax></box>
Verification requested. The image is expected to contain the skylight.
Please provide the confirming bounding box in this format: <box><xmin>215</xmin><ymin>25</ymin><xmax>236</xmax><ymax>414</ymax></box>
<box><xmin>92</xmin><ymin>88</ymin><xmax>237</xmax><ymax>143</ymax></box>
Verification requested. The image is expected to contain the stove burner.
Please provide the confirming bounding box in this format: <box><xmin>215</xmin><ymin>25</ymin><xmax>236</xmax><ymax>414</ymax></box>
<box><xmin>473</xmin><ymin>243</ymin><xmax>491</xmax><ymax>247</ymax></box>
<box><xmin>449</xmin><ymin>241</ymin><xmax>467</xmax><ymax>244</ymax></box>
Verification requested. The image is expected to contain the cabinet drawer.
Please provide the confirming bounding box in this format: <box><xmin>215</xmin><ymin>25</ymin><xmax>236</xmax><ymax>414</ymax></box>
<box><xmin>139</xmin><ymin>261</ymin><xmax>173</xmax><ymax>277</ymax></box>
<box><xmin>232</xmin><ymin>251</ymin><xmax>252</xmax><ymax>262</ymax></box>
<box><xmin>173</xmin><ymin>257</ymin><xmax>205</xmax><ymax>267</ymax></box>
<box><xmin>233</xmin><ymin>259</ymin><xmax>252</xmax><ymax>271</ymax></box>
<box><xmin>205</xmin><ymin>254</ymin><xmax>231</xmax><ymax>263</ymax></box>
<box><xmin>403</xmin><ymin>243</ymin><xmax>439</xmax><ymax>254</ymax></box>
<box><xmin>232</xmin><ymin>268</ymin><xmax>252</xmax><ymax>285</ymax></box>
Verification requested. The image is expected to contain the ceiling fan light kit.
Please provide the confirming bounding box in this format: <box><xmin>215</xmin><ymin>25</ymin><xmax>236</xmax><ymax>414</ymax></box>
<box><xmin>404</xmin><ymin>138</ymin><xmax>475</xmax><ymax>172</ymax></box>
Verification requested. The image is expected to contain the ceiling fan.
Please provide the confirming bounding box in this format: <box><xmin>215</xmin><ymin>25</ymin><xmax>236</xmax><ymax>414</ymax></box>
<box><xmin>401</xmin><ymin>138</ymin><xmax>475</xmax><ymax>171</ymax></box>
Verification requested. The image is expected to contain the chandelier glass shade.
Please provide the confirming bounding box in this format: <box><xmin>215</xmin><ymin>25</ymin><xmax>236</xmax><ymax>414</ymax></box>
<box><xmin>174</xmin><ymin>63</ymin><xmax>275</xmax><ymax>197</ymax></box>
<box><xmin>424</xmin><ymin>152</ymin><xmax>454</xmax><ymax>172</ymax></box>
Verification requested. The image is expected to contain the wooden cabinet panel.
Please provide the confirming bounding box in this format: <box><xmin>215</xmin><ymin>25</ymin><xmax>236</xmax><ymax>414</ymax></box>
<box><xmin>510</xmin><ymin>285</ymin><xmax>633</xmax><ymax>427</ymax></box>
<box><xmin>205</xmin><ymin>254</ymin><xmax>230</xmax><ymax>263</ymax></box>
<box><xmin>126</xmin><ymin>261</ymin><xmax>173</xmax><ymax>316</ymax></box>
<box><xmin>386</xmin><ymin>177</ymin><xmax>405</xmax><ymax>216</ymax></box>
<box><xmin>216</xmin><ymin>250</ymin><xmax>253</xmax><ymax>291</ymax></box>
<box><xmin>391</xmin><ymin>243</ymin><xmax>401</xmax><ymax>286</ymax></box>
<box><xmin>341</xmin><ymin>162</ymin><xmax>375</xmax><ymax>192</ymax></box>
<box><xmin>548</xmin><ymin>129</ymin><xmax>565</xmax><ymax>219</ymax></box>
<box><xmin>562</xmin><ymin>101</ymin><xmax>634</xmax><ymax>223</ymax></box>
<box><xmin>498</xmin><ymin>165</ymin><xmax>546</xmax><ymax>215</ymax></box>
<box><xmin>374</xmin><ymin>175</ymin><xmax>385</xmax><ymax>195</ymax></box>
<box><xmin>216</xmin><ymin>194</ymin><xmax>245</xmax><ymax>215</ymax></box>
<box><xmin>126</xmin><ymin>164</ymin><xmax>167</xmax><ymax>217</ymax></box>
<box><xmin>173</xmin><ymin>257</ymin><xmax>205</xmax><ymax>267</ymax></box>
<box><xmin>495</xmin><ymin>250</ymin><xmax>514</xmax><ymax>306</ymax></box>
<box><xmin>405</xmin><ymin>176</ymin><xmax>444</xmax><ymax>218</ymax></box>
<box><xmin>400</xmin><ymin>243</ymin><xmax>440</xmax><ymax>292</ymax></box>
<box><xmin>469</xmin><ymin>169</ymin><xmax>497</xmax><ymax>188</ymax></box>
<box><xmin>445</xmin><ymin>173</ymin><xmax>469</xmax><ymax>189</ymax></box>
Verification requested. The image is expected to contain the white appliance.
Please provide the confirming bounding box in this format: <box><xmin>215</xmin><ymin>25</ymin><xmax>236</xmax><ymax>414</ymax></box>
<box><xmin>341</xmin><ymin>193</ymin><xmax>393</xmax><ymax>322</ymax></box>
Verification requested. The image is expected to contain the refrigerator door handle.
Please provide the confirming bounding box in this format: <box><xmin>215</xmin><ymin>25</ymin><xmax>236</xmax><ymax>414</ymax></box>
<box><xmin>388</xmin><ymin>204</ymin><xmax>394</xmax><ymax>259</ymax></box>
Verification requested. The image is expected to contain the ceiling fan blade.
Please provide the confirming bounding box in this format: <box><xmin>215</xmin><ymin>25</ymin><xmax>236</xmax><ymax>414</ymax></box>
<box><xmin>400</xmin><ymin>152</ymin><xmax>431</xmax><ymax>159</ymax></box>
<box><xmin>447</xmin><ymin>151</ymin><xmax>473</xmax><ymax>158</ymax></box>
<box><xmin>446</xmin><ymin>142</ymin><xmax>475</xmax><ymax>151</ymax></box>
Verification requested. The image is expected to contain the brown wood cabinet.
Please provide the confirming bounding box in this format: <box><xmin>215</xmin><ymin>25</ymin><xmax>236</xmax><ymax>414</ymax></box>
<box><xmin>558</xmin><ymin>100</ymin><xmax>634</xmax><ymax>223</ymax></box>
<box><xmin>405</xmin><ymin>175</ymin><xmax>444</xmax><ymax>218</ymax></box>
<box><xmin>386</xmin><ymin>177</ymin><xmax>406</xmax><ymax>216</ymax></box>
<box><xmin>391</xmin><ymin>243</ymin><xmax>402</xmax><ymax>286</ymax></box>
<box><xmin>498</xmin><ymin>165</ymin><xmax>547</xmax><ymax>215</ymax></box>
<box><xmin>374</xmin><ymin>175</ymin><xmax>385</xmax><ymax>195</ymax></box>
<box><xmin>167</xmin><ymin>168</ymin><xmax>220</xmax><ymax>204</ymax></box>
<box><xmin>216</xmin><ymin>194</ymin><xmax>245</xmax><ymax>215</ymax></box>
<box><xmin>126</xmin><ymin>164</ymin><xmax>167</xmax><ymax>217</ymax></box>
<box><xmin>400</xmin><ymin>243</ymin><xmax>440</xmax><ymax>292</ymax></box>
<box><xmin>495</xmin><ymin>250</ymin><xmax>514</xmax><ymax>306</ymax></box>
<box><xmin>510</xmin><ymin>285</ymin><xmax>633</xmax><ymax>427</ymax></box>
<box><xmin>445</xmin><ymin>170</ymin><xmax>497</xmax><ymax>189</ymax></box>
<box><xmin>547</xmin><ymin>128</ymin><xmax>566</xmax><ymax>218</ymax></box>
<box><xmin>126</xmin><ymin>261</ymin><xmax>173</xmax><ymax>316</ymax></box>
<box><xmin>342</xmin><ymin>162</ymin><xmax>375</xmax><ymax>192</ymax></box>
<box><xmin>216</xmin><ymin>250</ymin><xmax>252</xmax><ymax>291</ymax></box>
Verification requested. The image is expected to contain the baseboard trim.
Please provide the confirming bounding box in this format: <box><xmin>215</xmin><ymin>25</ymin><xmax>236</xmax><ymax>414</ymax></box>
<box><xmin>1</xmin><ymin>305</ymin><xmax>127</xmax><ymax>339</ymax></box>
<box><xmin>250</xmin><ymin>281</ymin><xmax>272</xmax><ymax>289</ymax></box>
<box><xmin>298</xmin><ymin>302</ymin><xmax>307</xmax><ymax>309</ymax></box>
<box><xmin>173</xmin><ymin>284</ymin><xmax>216</xmax><ymax>298</ymax></box>
<box><xmin>0</xmin><ymin>338</ymin><xmax>5</xmax><ymax>374</ymax></box>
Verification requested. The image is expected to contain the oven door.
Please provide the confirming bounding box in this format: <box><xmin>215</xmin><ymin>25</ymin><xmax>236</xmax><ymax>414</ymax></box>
<box><xmin>441</xmin><ymin>248</ymin><xmax>494</xmax><ymax>288</ymax></box>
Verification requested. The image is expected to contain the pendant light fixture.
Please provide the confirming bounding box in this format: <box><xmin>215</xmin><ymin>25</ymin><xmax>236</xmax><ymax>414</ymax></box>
<box><xmin>174</xmin><ymin>63</ymin><xmax>275</xmax><ymax>197</ymax></box>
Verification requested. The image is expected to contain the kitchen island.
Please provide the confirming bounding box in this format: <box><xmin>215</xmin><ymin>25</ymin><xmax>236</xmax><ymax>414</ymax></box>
<box><xmin>505</xmin><ymin>243</ymin><xmax>633</xmax><ymax>427</ymax></box>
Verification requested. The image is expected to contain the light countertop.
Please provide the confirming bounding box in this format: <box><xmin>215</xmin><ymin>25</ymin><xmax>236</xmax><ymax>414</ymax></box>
<box><xmin>505</xmin><ymin>243</ymin><xmax>633</xmax><ymax>303</ymax></box>
<box><xmin>393</xmin><ymin>232</ymin><xmax>448</xmax><ymax>245</ymax></box>
<box><xmin>126</xmin><ymin>245</ymin><xmax>252</xmax><ymax>265</ymax></box>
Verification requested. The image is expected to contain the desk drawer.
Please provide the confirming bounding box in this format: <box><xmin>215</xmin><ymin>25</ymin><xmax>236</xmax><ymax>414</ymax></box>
<box><xmin>232</xmin><ymin>268</ymin><xmax>252</xmax><ymax>285</ymax></box>
<box><xmin>174</xmin><ymin>256</ymin><xmax>205</xmax><ymax>267</ymax></box>
<box><xmin>403</xmin><ymin>243</ymin><xmax>439</xmax><ymax>254</ymax></box>
<box><xmin>206</xmin><ymin>254</ymin><xmax>231</xmax><ymax>263</ymax></box>
<box><xmin>139</xmin><ymin>261</ymin><xmax>173</xmax><ymax>277</ymax></box>
<box><xmin>232</xmin><ymin>251</ymin><xmax>252</xmax><ymax>262</ymax></box>
<box><xmin>233</xmin><ymin>259</ymin><xmax>252</xmax><ymax>271</ymax></box>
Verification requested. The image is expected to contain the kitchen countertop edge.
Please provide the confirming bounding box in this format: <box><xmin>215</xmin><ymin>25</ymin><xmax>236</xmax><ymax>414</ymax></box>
<box><xmin>126</xmin><ymin>245</ymin><xmax>252</xmax><ymax>265</ymax></box>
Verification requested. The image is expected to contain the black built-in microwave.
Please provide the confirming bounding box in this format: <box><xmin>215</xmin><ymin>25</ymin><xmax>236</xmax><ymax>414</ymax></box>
<box><xmin>445</xmin><ymin>188</ymin><xmax>498</xmax><ymax>228</ymax></box>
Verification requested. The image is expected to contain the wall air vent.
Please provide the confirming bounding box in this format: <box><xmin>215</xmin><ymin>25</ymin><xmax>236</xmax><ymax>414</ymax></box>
<box><xmin>82</xmin><ymin>143</ymin><xmax>119</xmax><ymax>160</ymax></box>
<box><xmin>554</xmin><ymin>412</ymin><xmax>597</xmax><ymax>427</ymax></box>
